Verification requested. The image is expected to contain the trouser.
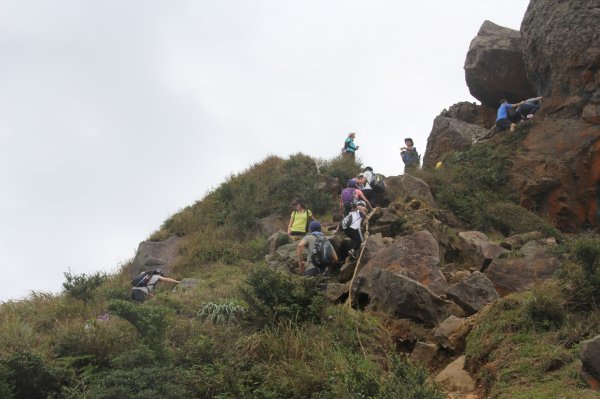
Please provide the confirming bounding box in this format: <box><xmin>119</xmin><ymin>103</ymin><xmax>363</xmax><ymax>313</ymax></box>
<box><xmin>131</xmin><ymin>289</ymin><xmax>147</xmax><ymax>303</ymax></box>
<box><xmin>518</xmin><ymin>103</ymin><xmax>540</xmax><ymax>118</ymax></box>
<box><xmin>495</xmin><ymin>118</ymin><xmax>512</xmax><ymax>132</ymax></box>
<box><xmin>344</xmin><ymin>227</ymin><xmax>362</xmax><ymax>252</ymax></box>
<box><xmin>363</xmin><ymin>189</ymin><xmax>376</xmax><ymax>207</ymax></box>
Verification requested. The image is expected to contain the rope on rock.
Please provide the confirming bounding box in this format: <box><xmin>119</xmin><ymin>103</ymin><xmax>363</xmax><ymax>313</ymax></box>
<box><xmin>346</xmin><ymin>207</ymin><xmax>377</xmax><ymax>308</ymax></box>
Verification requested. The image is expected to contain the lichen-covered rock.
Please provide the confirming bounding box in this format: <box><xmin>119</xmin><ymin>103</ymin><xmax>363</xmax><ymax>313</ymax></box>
<box><xmin>464</xmin><ymin>20</ymin><xmax>534</xmax><ymax>107</ymax></box>
<box><xmin>130</xmin><ymin>235</ymin><xmax>182</xmax><ymax>278</ymax></box>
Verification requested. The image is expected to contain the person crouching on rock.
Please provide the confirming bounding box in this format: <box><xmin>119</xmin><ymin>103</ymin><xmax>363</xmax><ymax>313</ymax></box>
<box><xmin>131</xmin><ymin>268</ymin><xmax>181</xmax><ymax>303</ymax></box>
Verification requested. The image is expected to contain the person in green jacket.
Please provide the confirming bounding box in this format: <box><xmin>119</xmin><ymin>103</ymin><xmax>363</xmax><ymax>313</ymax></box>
<box><xmin>342</xmin><ymin>132</ymin><xmax>359</xmax><ymax>158</ymax></box>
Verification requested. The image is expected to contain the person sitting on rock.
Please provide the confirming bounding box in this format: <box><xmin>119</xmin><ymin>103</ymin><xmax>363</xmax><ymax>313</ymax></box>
<box><xmin>516</xmin><ymin>96</ymin><xmax>543</xmax><ymax>120</ymax></box>
<box><xmin>495</xmin><ymin>99</ymin><xmax>519</xmax><ymax>132</ymax></box>
<box><xmin>287</xmin><ymin>197</ymin><xmax>316</xmax><ymax>240</ymax></box>
<box><xmin>131</xmin><ymin>268</ymin><xmax>181</xmax><ymax>303</ymax></box>
<box><xmin>341</xmin><ymin>200</ymin><xmax>368</xmax><ymax>261</ymax></box>
<box><xmin>400</xmin><ymin>138</ymin><xmax>420</xmax><ymax>173</ymax></box>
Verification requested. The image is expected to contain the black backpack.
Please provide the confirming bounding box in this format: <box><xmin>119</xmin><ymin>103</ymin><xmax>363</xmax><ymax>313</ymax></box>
<box><xmin>310</xmin><ymin>233</ymin><xmax>334</xmax><ymax>269</ymax></box>
<box><xmin>131</xmin><ymin>271</ymin><xmax>151</xmax><ymax>287</ymax></box>
<box><xmin>370</xmin><ymin>173</ymin><xmax>386</xmax><ymax>193</ymax></box>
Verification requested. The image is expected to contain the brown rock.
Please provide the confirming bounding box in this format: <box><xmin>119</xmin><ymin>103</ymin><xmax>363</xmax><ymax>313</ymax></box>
<box><xmin>368</xmin><ymin>208</ymin><xmax>404</xmax><ymax>237</ymax></box>
<box><xmin>325</xmin><ymin>283</ymin><xmax>349</xmax><ymax>304</ymax></box>
<box><xmin>256</xmin><ymin>214</ymin><xmax>288</xmax><ymax>236</ymax></box>
<box><xmin>434</xmin><ymin>355</ymin><xmax>476</xmax><ymax>393</ymax></box>
<box><xmin>267</xmin><ymin>231</ymin><xmax>291</xmax><ymax>255</ymax></box>
<box><xmin>359</xmin><ymin>230</ymin><xmax>448</xmax><ymax>295</ymax></box>
<box><xmin>411</xmin><ymin>342</ymin><xmax>438</xmax><ymax>367</ymax></box>
<box><xmin>352</xmin><ymin>268</ymin><xmax>457</xmax><ymax>327</ymax></box>
<box><xmin>131</xmin><ymin>235</ymin><xmax>182</xmax><ymax>278</ymax></box>
<box><xmin>423</xmin><ymin>116</ymin><xmax>489</xmax><ymax>168</ymax></box>
<box><xmin>464</xmin><ymin>20</ymin><xmax>534</xmax><ymax>107</ymax></box>
<box><xmin>439</xmin><ymin>101</ymin><xmax>496</xmax><ymax>128</ymax></box>
<box><xmin>433</xmin><ymin>316</ymin><xmax>472</xmax><ymax>353</ymax></box>
<box><xmin>501</xmin><ymin>231</ymin><xmax>544</xmax><ymax>250</ymax></box>
<box><xmin>457</xmin><ymin>231</ymin><xmax>508</xmax><ymax>269</ymax></box>
<box><xmin>446</xmin><ymin>272</ymin><xmax>500</xmax><ymax>315</ymax></box>
<box><xmin>382</xmin><ymin>174</ymin><xmax>436</xmax><ymax>207</ymax></box>
<box><xmin>583</xmin><ymin>103</ymin><xmax>600</xmax><ymax>125</ymax></box>
<box><xmin>581</xmin><ymin>335</ymin><xmax>600</xmax><ymax>383</ymax></box>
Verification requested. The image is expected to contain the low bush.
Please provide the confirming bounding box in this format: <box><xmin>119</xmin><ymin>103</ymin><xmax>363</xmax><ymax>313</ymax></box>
<box><xmin>525</xmin><ymin>281</ymin><xmax>565</xmax><ymax>329</ymax></box>
<box><xmin>239</xmin><ymin>266</ymin><xmax>326</xmax><ymax>327</ymax></box>
<box><xmin>108</xmin><ymin>300</ymin><xmax>171</xmax><ymax>349</ymax></box>
<box><xmin>197</xmin><ymin>301</ymin><xmax>246</xmax><ymax>325</ymax></box>
<box><xmin>62</xmin><ymin>271</ymin><xmax>108</xmax><ymax>302</ymax></box>
<box><xmin>0</xmin><ymin>351</ymin><xmax>62</xmax><ymax>399</ymax></box>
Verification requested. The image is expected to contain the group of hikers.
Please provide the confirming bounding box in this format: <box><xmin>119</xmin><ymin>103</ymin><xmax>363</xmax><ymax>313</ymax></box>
<box><xmin>495</xmin><ymin>96</ymin><xmax>543</xmax><ymax>132</ymax></box>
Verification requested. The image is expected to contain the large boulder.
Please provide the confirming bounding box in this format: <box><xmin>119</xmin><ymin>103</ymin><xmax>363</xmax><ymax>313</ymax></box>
<box><xmin>256</xmin><ymin>214</ymin><xmax>288</xmax><ymax>237</ymax></box>
<box><xmin>433</xmin><ymin>316</ymin><xmax>472</xmax><ymax>353</ymax></box>
<box><xmin>456</xmin><ymin>231</ymin><xmax>508</xmax><ymax>269</ymax></box>
<box><xmin>382</xmin><ymin>174</ymin><xmax>435</xmax><ymax>207</ymax></box>
<box><xmin>464</xmin><ymin>20</ymin><xmax>535</xmax><ymax>107</ymax></box>
<box><xmin>367</xmin><ymin>208</ymin><xmax>404</xmax><ymax>237</ymax></box>
<box><xmin>351</xmin><ymin>268</ymin><xmax>459</xmax><ymax>327</ymax></box>
<box><xmin>358</xmin><ymin>230</ymin><xmax>448</xmax><ymax>296</ymax></box>
<box><xmin>439</xmin><ymin>101</ymin><xmax>496</xmax><ymax>129</ymax></box>
<box><xmin>434</xmin><ymin>356</ymin><xmax>476</xmax><ymax>393</ymax></box>
<box><xmin>423</xmin><ymin>116</ymin><xmax>489</xmax><ymax>168</ymax></box>
<box><xmin>446</xmin><ymin>272</ymin><xmax>500</xmax><ymax>315</ymax></box>
<box><xmin>521</xmin><ymin>0</ymin><xmax>600</xmax><ymax>120</ymax></box>
<box><xmin>484</xmin><ymin>249</ymin><xmax>560</xmax><ymax>297</ymax></box>
<box><xmin>581</xmin><ymin>335</ymin><xmax>600</xmax><ymax>385</ymax></box>
<box><xmin>130</xmin><ymin>235</ymin><xmax>182</xmax><ymax>278</ymax></box>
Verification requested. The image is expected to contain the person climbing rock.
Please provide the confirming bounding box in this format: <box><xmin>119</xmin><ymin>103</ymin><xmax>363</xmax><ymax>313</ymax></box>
<box><xmin>340</xmin><ymin>178</ymin><xmax>372</xmax><ymax>217</ymax></box>
<box><xmin>495</xmin><ymin>99</ymin><xmax>518</xmax><ymax>132</ymax></box>
<box><xmin>297</xmin><ymin>221</ymin><xmax>338</xmax><ymax>276</ymax></box>
<box><xmin>287</xmin><ymin>198</ymin><xmax>316</xmax><ymax>239</ymax></box>
<box><xmin>341</xmin><ymin>200</ymin><xmax>367</xmax><ymax>261</ymax></box>
<box><xmin>131</xmin><ymin>268</ymin><xmax>180</xmax><ymax>303</ymax></box>
<box><xmin>342</xmin><ymin>132</ymin><xmax>359</xmax><ymax>158</ymax></box>
<box><xmin>400</xmin><ymin>138</ymin><xmax>420</xmax><ymax>173</ymax></box>
<box><xmin>516</xmin><ymin>96</ymin><xmax>543</xmax><ymax>120</ymax></box>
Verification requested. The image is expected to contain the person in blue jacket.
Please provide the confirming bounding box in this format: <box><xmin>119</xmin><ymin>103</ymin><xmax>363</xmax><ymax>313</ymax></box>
<box><xmin>495</xmin><ymin>99</ymin><xmax>518</xmax><ymax>132</ymax></box>
<box><xmin>342</xmin><ymin>132</ymin><xmax>359</xmax><ymax>158</ymax></box>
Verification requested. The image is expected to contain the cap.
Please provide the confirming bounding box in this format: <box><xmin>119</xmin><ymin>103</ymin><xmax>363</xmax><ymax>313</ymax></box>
<box><xmin>347</xmin><ymin>179</ymin><xmax>357</xmax><ymax>188</ymax></box>
<box><xmin>308</xmin><ymin>221</ymin><xmax>321</xmax><ymax>232</ymax></box>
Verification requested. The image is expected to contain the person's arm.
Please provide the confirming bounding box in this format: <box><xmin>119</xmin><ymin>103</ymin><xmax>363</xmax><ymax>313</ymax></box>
<box><xmin>357</xmin><ymin>191</ymin><xmax>373</xmax><ymax>210</ymax></box>
<box><xmin>297</xmin><ymin>239</ymin><xmax>308</xmax><ymax>274</ymax></box>
<box><xmin>331</xmin><ymin>248</ymin><xmax>339</xmax><ymax>265</ymax></box>
<box><xmin>287</xmin><ymin>212</ymin><xmax>294</xmax><ymax>235</ymax></box>
<box><xmin>309</xmin><ymin>210</ymin><xmax>316</xmax><ymax>221</ymax></box>
<box><xmin>158</xmin><ymin>276</ymin><xmax>180</xmax><ymax>284</ymax></box>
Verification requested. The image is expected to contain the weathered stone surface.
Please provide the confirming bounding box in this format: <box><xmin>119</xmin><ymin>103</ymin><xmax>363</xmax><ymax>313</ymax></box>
<box><xmin>423</xmin><ymin>116</ymin><xmax>489</xmax><ymax>168</ymax></box>
<box><xmin>521</xmin><ymin>0</ymin><xmax>600</xmax><ymax>118</ymax></box>
<box><xmin>130</xmin><ymin>235</ymin><xmax>182</xmax><ymax>278</ymax></box>
<box><xmin>434</xmin><ymin>356</ymin><xmax>476</xmax><ymax>393</ymax></box>
<box><xmin>257</xmin><ymin>214</ymin><xmax>288</xmax><ymax>237</ymax></box>
<box><xmin>268</xmin><ymin>242</ymin><xmax>299</xmax><ymax>273</ymax></box>
<box><xmin>464</xmin><ymin>20</ymin><xmax>534</xmax><ymax>107</ymax></box>
<box><xmin>501</xmin><ymin>231</ymin><xmax>544</xmax><ymax>250</ymax></box>
<box><xmin>368</xmin><ymin>208</ymin><xmax>404</xmax><ymax>237</ymax></box>
<box><xmin>484</xmin><ymin>251</ymin><xmax>561</xmax><ymax>297</ymax></box>
<box><xmin>267</xmin><ymin>231</ymin><xmax>291</xmax><ymax>255</ymax></box>
<box><xmin>446</xmin><ymin>272</ymin><xmax>500</xmax><ymax>315</ymax></box>
<box><xmin>358</xmin><ymin>230</ymin><xmax>448</xmax><ymax>295</ymax></box>
<box><xmin>352</xmin><ymin>268</ymin><xmax>458</xmax><ymax>327</ymax></box>
<box><xmin>581</xmin><ymin>335</ymin><xmax>600</xmax><ymax>382</ymax></box>
<box><xmin>383</xmin><ymin>174</ymin><xmax>435</xmax><ymax>207</ymax></box>
<box><xmin>411</xmin><ymin>342</ymin><xmax>438</xmax><ymax>367</ymax></box>
<box><xmin>338</xmin><ymin>258</ymin><xmax>357</xmax><ymax>283</ymax></box>
<box><xmin>433</xmin><ymin>316</ymin><xmax>471</xmax><ymax>353</ymax></box>
<box><xmin>457</xmin><ymin>231</ymin><xmax>508</xmax><ymax>268</ymax></box>
<box><xmin>325</xmin><ymin>283</ymin><xmax>349</xmax><ymax>304</ymax></box>
<box><xmin>583</xmin><ymin>103</ymin><xmax>600</xmax><ymax>125</ymax></box>
<box><xmin>439</xmin><ymin>101</ymin><xmax>496</xmax><ymax>129</ymax></box>
<box><xmin>519</xmin><ymin>237</ymin><xmax>556</xmax><ymax>258</ymax></box>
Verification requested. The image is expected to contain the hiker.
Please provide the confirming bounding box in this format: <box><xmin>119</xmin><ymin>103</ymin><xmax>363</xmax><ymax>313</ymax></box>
<box><xmin>297</xmin><ymin>221</ymin><xmax>338</xmax><ymax>276</ymax></box>
<box><xmin>358</xmin><ymin>166</ymin><xmax>383</xmax><ymax>207</ymax></box>
<box><xmin>342</xmin><ymin>132</ymin><xmax>359</xmax><ymax>158</ymax></box>
<box><xmin>131</xmin><ymin>268</ymin><xmax>181</xmax><ymax>303</ymax></box>
<box><xmin>400</xmin><ymin>138</ymin><xmax>420</xmax><ymax>173</ymax></box>
<box><xmin>341</xmin><ymin>200</ymin><xmax>368</xmax><ymax>261</ymax></box>
<box><xmin>516</xmin><ymin>96</ymin><xmax>543</xmax><ymax>120</ymax></box>
<box><xmin>340</xmin><ymin>178</ymin><xmax>372</xmax><ymax>217</ymax></box>
<box><xmin>287</xmin><ymin>198</ymin><xmax>316</xmax><ymax>239</ymax></box>
<box><xmin>495</xmin><ymin>99</ymin><xmax>519</xmax><ymax>132</ymax></box>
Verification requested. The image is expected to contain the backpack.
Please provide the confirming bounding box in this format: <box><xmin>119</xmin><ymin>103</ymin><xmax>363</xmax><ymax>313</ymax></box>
<box><xmin>341</xmin><ymin>187</ymin><xmax>357</xmax><ymax>204</ymax></box>
<box><xmin>401</xmin><ymin>149</ymin><xmax>420</xmax><ymax>167</ymax></box>
<box><xmin>310</xmin><ymin>232</ymin><xmax>334</xmax><ymax>269</ymax></box>
<box><xmin>131</xmin><ymin>271</ymin><xmax>151</xmax><ymax>287</ymax></box>
<box><xmin>370</xmin><ymin>173</ymin><xmax>386</xmax><ymax>193</ymax></box>
<box><xmin>341</xmin><ymin>212</ymin><xmax>354</xmax><ymax>230</ymax></box>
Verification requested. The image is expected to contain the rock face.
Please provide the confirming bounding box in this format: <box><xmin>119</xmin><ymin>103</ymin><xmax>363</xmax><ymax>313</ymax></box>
<box><xmin>446</xmin><ymin>272</ymin><xmax>500</xmax><ymax>315</ymax></box>
<box><xmin>383</xmin><ymin>174</ymin><xmax>435</xmax><ymax>206</ymax></box>
<box><xmin>433</xmin><ymin>316</ymin><xmax>471</xmax><ymax>353</ymax></box>
<box><xmin>521</xmin><ymin>0</ymin><xmax>600</xmax><ymax>119</ymax></box>
<box><xmin>434</xmin><ymin>356</ymin><xmax>476</xmax><ymax>393</ymax></box>
<box><xmin>456</xmin><ymin>231</ymin><xmax>508</xmax><ymax>268</ymax></box>
<box><xmin>464</xmin><ymin>20</ymin><xmax>535</xmax><ymax>107</ymax></box>
<box><xmin>358</xmin><ymin>230</ymin><xmax>448</xmax><ymax>295</ymax></box>
<box><xmin>130</xmin><ymin>236</ymin><xmax>182</xmax><ymax>278</ymax></box>
<box><xmin>422</xmin><ymin>116</ymin><xmax>489</xmax><ymax>168</ymax></box>
<box><xmin>439</xmin><ymin>101</ymin><xmax>496</xmax><ymax>129</ymax></box>
<box><xmin>352</xmin><ymin>268</ymin><xmax>458</xmax><ymax>327</ymax></box>
<box><xmin>581</xmin><ymin>335</ymin><xmax>600</xmax><ymax>382</ymax></box>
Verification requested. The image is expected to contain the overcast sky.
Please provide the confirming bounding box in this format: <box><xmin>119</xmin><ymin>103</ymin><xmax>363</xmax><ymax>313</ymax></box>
<box><xmin>0</xmin><ymin>0</ymin><xmax>529</xmax><ymax>302</ymax></box>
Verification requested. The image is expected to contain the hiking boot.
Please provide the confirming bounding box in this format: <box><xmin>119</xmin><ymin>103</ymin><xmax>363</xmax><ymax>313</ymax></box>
<box><xmin>348</xmin><ymin>249</ymin><xmax>356</xmax><ymax>259</ymax></box>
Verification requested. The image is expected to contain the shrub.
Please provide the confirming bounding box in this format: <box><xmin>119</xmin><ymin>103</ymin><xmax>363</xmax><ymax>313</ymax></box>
<box><xmin>62</xmin><ymin>270</ymin><xmax>108</xmax><ymax>301</ymax></box>
<box><xmin>486</xmin><ymin>202</ymin><xmax>560</xmax><ymax>238</ymax></box>
<box><xmin>0</xmin><ymin>351</ymin><xmax>61</xmax><ymax>399</ymax></box>
<box><xmin>197</xmin><ymin>301</ymin><xmax>246</xmax><ymax>325</ymax></box>
<box><xmin>557</xmin><ymin>234</ymin><xmax>600</xmax><ymax>310</ymax></box>
<box><xmin>377</xmin><ymin>354</ymin><xmax>444</xmax><ymax>399</ymax></box>
<box><xmin>108</xmin><ymin>300</ymin><xmax>170</xmax><ymax>348</ymax></box>
<box><xmin>525</xmin><ymin>281</ymin><xmax>565</xmax><ymax>329</ymax></box>
<box><xmin>239</xmin><ymin>266</ymin><xmax>326</xmax><ymax>327</ymax></box>
<box><xmin>319</xmin><ymin>155</ymin><xmax>362</xmax><ymax>188</ymax></box>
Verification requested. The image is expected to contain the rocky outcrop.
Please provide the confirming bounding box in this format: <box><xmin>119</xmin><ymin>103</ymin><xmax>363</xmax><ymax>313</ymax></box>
<box><xmin>267</xmin><ymin>231</ymin><xmax>291</xmax><ymax>255</ymax></box>
<box><xmin>456</xmin><ymin>231</ymin><xmax>508</xmax><ymax>269</ymax></box>
<box><xmin>434</xmin><ymin>356</ymin><xmax>476</xmax><ymax>393</ymax></box>
<box><xmin>358</xmin><ymin>230</ymin><xmax>448</xmax><ymax>295</ymax></box>
<box><xmin>130</xmin><ymin>235</ymin><xmax>182</xmax><ymax>278</ymax></box>
<box><xmin>257</xmin><ymin>214</ymin><xmax>288</xmax><ymax>237</ymax></box>
<box><xmin>485</xmin><ymin>240</ymin><xmax>560</xmax><ymax>296</ymax></box>
<box><xmin>352</xmin><ymin>268</ymin><xmax>459</xmax><ymax>327</ymax></box>
<box><xmin>581</xmin><ymin>335</ymin><xmax>600</xmax><ymax>382</ymax></box>
<box><xmin>382</xmin><ymin>174</ymin><xmax>435</xmax><ymax>206</ymax></box>
<box><xmin>464</xmin><ymin>20</ymin><xmax>535</xmax><ymax>107</ymax></box>
<box><xmin>423</xmin><ymin>116</ymin><xmax>489</xmax><ymax>168</ymax></box>
<box><xmin>439</xmin><ymin>101</ymin><xmax>496</xmax><ymax>129</ymax></box>
<box><xmin>367</xmin><ymin>208</ymin><xmax>404</xmax><ymax>237</ymax></box>
<box><xmin>521</xmin><ymin>0</ymin><xmax>600</xmax><ymax>120</ymax></box>
<box><xmin>446</xmin><ymin>272</ymin><xmax>500</xmax><ymax>315</ymax></box>
<box><xmin>433</xmin><ymin>316</ymin><xmax>471</xmax><ymax>353</ymax></box>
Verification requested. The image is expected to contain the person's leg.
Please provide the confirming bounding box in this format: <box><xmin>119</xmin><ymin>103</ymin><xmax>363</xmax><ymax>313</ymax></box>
<box><xmin>363</xmin><ymin>189</ymin><xmax>376</xmax><ymax>207</ymax></box>
<box><xmin>495</xmin><ymin>118</ymin><xmax>511</xmax><ymax>132</ymax></box>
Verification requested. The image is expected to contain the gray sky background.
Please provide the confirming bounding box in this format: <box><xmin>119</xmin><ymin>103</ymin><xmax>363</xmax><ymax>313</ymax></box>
<box><xmin>1</xmin><ymin>0</ymin><xmax>528</xmax><ymax>302</ymax></box>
